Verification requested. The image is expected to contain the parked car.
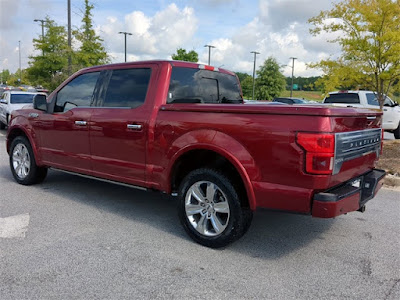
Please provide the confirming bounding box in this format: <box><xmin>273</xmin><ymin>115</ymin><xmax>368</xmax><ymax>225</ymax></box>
<box><xmin>272</xmin><ymin>97</ymin><xmax>310</xmax><ymax>104</ymax></box>
<box><xmin>6</xmin><ymin>60</ymin><xmax>385</xmax><ymax>247</ymax></box>
<box><xmin>0</xmin><ymin>91</ymin><xmax>38</xmax><ymax>129</ymax></box>
<box><xmin>244</xmin><ymin>99</ymin><xmax>287</xmax><ymax>105</ymax></box>
<box><xmin>323</xmin><ymin>90</ymin><xmax>400</xmax><ymax>139</ymax></box>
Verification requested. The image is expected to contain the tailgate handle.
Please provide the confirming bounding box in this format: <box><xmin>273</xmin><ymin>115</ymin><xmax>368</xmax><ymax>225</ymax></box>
<box><xmin>127</xmin><ymin>124</ymin><xmax>142</xmax><ymax>130</ymax></box>
<box><xmin>366</xmin><ymin>116</ymin><xmax>376</xmax><ymax>120</ymax></box>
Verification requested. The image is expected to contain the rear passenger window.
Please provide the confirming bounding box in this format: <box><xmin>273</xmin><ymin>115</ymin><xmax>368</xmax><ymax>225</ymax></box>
<box><xmin>366</xmin><ymin>93</ymin><xmax>379</xmax><ymax>106</ymax></box>
<box><xmin>168</xmin><ymin>67</ymin><xmax>242</xmax><ymax>104</ymax></box>
<box><xmin>103</xmin><ymin>68</ymin><xmax>151</xmax><ymax>108</ymax></box>
<box><xmin>325</xmin><ymin>93</ymin><xmax>360</xmax><ymax>104</ymax></box>
<box><xmin>55</xmin><ymin>72</ymin><xmax>100</xmax><ymax>112</ymax></box>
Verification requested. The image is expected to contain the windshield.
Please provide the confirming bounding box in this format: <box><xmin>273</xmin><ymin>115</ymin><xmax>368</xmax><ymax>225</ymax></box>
<box><xmin>10</xmin><ymin>94</ymin><xmax>35</xmax><ymax>104</ymax></box>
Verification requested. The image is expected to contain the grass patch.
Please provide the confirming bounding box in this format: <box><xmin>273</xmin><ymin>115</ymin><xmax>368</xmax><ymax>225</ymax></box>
<box><xmin>279</xmin><ymin>90</ymin><xmax>324</xmax><ymax>101</ymax></box>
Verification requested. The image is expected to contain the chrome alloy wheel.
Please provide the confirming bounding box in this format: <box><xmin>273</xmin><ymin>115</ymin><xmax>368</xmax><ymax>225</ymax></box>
<box><xmin>12</xmin><ymin>143</ymin><xmax>31</xmax><ymax>179</ymax></box>
<box><xmin>185</xmin><ymin>181</ymin><xmax>230</xmax><ymax>237</ymax></box>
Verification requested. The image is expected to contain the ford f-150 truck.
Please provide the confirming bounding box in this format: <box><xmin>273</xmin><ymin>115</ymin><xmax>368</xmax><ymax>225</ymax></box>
<box><xmin>6</xmin><ymin>60</ymin><xmax>385</xmax><ymax>248</ymax></box>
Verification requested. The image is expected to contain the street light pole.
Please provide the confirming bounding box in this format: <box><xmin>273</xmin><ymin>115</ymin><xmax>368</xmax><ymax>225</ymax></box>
<box><xmin>67</xmin><ymin>0</ymin><xmax>72</xmax><ymax>74</ymax></box>
<box><xmin>34</xmin><ymin>19</ymin><xmax>47</xmax><ymax>56</ymax></box>
<box><xmin>290</xmin><ymin>57</ymin><xmax>297</xmax><ymax>98</ymax></box>
<box><xmin>18</xmin><ymin>41</ymin><xmax>22</xmax><ymax>83</ymax></box>
<box><xmin>251</xmin><ymin>51</ymin><xmax>260</xmax><ymax>100</ymax></box>
<box><xmin>204</xmin><ymin>45</ymin><xmax>216</xmax><ymax>65</ymax></box>
<box><xmin>118</xmin><ymin>31</ymin><xmax>133</xmax><ymax>62</ymax></box>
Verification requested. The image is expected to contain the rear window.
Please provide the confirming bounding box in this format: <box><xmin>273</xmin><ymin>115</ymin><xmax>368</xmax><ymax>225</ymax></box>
<box><xmin>10</xmin><ymin>94</ymin><xmax>35</xmax><ymax>104</ymax></box>
<box><xmin>366</xmin><ymin>93</ymin><xmax>379</xmax><ymax>106</ymax></box>
<box><xmin>325</xmin><ymin>93</ymin><xmax>360</xmax><ymax>104</ymax></box>
<box><xmin>168</xmin><ymin>67</ymin><xmax>242</xmax><ymax>104</ymax></box>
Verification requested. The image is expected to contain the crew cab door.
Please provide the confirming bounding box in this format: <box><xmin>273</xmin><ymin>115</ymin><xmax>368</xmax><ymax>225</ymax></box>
<box><xmin>36</xmin><ymin>71</ymin><xmax>101</xmax><ymax>173</ymax></box>
<box><xmin>89</xmin><ymin>65</ymin><xmax>157</xmax><ymax>186</ymax></box>
<box><xmin>365</xmin><ymin>93</ymin><xmax>399</xmax><ymax>130</ymax></box>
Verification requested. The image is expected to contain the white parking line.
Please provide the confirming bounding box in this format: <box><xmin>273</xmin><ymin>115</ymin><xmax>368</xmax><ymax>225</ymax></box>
<box><xmin>0</xmin><ymin>213</ymin><xmax>30</xmax><ymax>238</ymax></box>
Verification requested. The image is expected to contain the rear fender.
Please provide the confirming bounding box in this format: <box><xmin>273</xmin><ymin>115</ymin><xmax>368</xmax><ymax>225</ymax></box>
<box><xmin>166</xmin><ymin>130</ymin><xmax>259</xmax><ymax>210</ymax></box>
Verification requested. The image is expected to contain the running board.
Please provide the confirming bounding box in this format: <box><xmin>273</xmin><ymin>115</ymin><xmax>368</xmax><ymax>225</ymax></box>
<box><xmin>50</xmin><ymin>168</ymin><xmax>148</xmax><ymax>192</ymax></box>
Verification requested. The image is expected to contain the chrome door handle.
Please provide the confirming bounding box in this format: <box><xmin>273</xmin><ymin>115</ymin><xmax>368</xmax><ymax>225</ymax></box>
<box><xmin>29</xmin><ymin>113</ymin><xmax>39</xmax><ymax>118</ymax></box>
<box><xmin>127</xmin><ymin>124</ymin><xmax>142</xmax><ymax>130</ymax></box>
<box><xmin>383</xmin><ymin>109</ymin><xmax>388</xmax><ymax>111</ymax></box>
<box><xmin>75</xmin><ymin>121</ymin><xmax>87</xmax><ymax>126</ymax></box>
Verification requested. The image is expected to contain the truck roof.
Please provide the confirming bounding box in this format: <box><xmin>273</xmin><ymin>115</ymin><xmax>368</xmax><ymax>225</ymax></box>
<box><xmin>77</xmin><ymin>60</ymin><xmax>237</xmax><ymax>77</ymax></box>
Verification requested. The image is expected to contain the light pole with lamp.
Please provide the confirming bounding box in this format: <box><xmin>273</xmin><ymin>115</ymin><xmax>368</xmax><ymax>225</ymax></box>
<box><xmin>251</xmin><ymin>51</ymin><xmax>260</xmax><ymax>100</ymax></box>
<box><xmin>119</xmin><ymin>31</ymin><xmax>133</xmax><ymax>62</ymax></box>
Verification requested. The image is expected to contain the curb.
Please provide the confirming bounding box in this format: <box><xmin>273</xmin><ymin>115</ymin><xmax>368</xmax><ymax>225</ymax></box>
<box><xmin>383</xmin><ymin>174</ymin><xmax>400</xmax><ymax>188</ymax></box>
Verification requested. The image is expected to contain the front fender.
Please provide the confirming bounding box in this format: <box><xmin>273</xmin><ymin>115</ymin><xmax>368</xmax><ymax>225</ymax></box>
<box><xmin>166</xmin><ymin>130</ymin><xmax>259</xmax><ymax>210</ymax></box>
<box><xmin>7</xmin><ymin>116</ymin><xmax>42</xmax><ymax>165</ymax></box>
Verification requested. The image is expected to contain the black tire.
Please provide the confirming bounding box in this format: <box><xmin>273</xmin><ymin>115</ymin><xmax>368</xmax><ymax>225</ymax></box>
<box><xmin>178</xmin><ymin>168</ymin><xmax>253</xmax><ymax>248</ymax></box>
<box><xmin>394</xmin><ymin>123</ymin><xmax>400</xmax><ymax>139</ymax></box>
<box><xmin>0</xmin><ymin>121</ymin><xmax>5</xmax><ymax>130</ymax></box>
<box><xmin>9</xmin><ymin>136</ymin><xmax>48</xmax><ymax>185</ymax></box>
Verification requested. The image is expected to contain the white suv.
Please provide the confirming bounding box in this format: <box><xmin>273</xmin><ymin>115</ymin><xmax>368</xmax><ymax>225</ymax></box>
<box><xmin>323</xmin><ymin>91</ymin><xmax>400</xmax><ymax>139</ymax></box>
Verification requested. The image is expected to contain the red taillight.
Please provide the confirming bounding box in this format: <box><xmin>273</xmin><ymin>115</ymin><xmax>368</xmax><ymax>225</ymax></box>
<box><xmin>296</xmin><ymin>133</ymin><xmax>335</xmax><ymax>175</ymax></box>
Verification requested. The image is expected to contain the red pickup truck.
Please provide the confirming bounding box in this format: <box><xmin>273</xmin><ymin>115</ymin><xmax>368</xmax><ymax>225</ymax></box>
<box><xmin>6</xmin><ymin>60</ymin><xmax>385</xmax><ymax>248</ymax></box>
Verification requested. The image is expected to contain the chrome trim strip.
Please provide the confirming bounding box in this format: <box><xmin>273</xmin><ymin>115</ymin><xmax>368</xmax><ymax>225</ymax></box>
<box><xmin>50</xmin><ymin>168</ymin><xmax>148</xmax><ymax>191</ymax></box>
<box><xmin>333</xmin><ymin>128</ymin><xmax>381</xmax><ymax>175</ymax></box>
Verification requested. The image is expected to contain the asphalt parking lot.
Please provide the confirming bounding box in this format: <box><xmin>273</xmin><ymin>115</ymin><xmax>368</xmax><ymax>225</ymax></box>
<box><xmin>0</xmin><ymin>130</ymin><xmax>399</xmax><ymax>299</ymax></box>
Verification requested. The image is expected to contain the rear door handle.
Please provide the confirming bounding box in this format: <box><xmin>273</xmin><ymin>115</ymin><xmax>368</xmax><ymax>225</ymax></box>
<box><xmin>127</xmin><ymin>124</ymin><xmax>142</xmax><ymax>130</ymax></box>
<box><xmin>75</xmin><ymin>120</ymin><xmax>87</xmax><ymax>126</ymax></box>
<box><xmin>383</xmin><ymin>109</ymin><xmax>388</xmax><ymax>111</ymax></box>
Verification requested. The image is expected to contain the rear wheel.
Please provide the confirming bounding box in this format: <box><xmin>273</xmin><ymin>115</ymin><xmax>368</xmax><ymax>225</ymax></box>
<box><xmin>9</xmin><ymin>136</ymin><xmax>47</xmax><ymax>185</ymax></box>
<box><xmin>394</xmin><ymin>123</ymin><xmax>400</xmax><ymax>139</ymax></box>
<box><xmin>0</xmin><ymin>121</ymin><xmax>5</xmax><ymax>130</ymax></box>
<box><xmin>178</xmin><ymin>168</ymin><xmax>253</xmax><ymax>248</ymax></box>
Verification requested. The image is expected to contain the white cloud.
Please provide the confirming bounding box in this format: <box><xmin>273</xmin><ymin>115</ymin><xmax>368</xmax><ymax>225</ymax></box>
<box><xmin>98</xmin><ymin>4</ymin><xmax>198</xmax><ymax>61</ymax></box>
<box><xmin>0</xmin><ymin>0</ymin><xmax>341</xmax><ymax>80</ymax></box>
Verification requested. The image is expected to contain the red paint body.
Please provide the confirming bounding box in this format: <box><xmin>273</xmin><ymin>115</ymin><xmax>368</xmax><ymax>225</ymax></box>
<box><xmin>6</xmin><ymin>61</ymin><xmax>385</xmax><ymax>218</ymax></box>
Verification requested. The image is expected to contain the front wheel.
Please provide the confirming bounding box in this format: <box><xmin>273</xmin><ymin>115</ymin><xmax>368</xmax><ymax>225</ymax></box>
<box><xmin>178</xmin><ymin>168</ymin><xmax>252</xmax><ymax>248</ymax></box>
<box><xmin>9</xmin><ymin>136</ymin><xmax>48</xmax><ymax>185</ymax></box>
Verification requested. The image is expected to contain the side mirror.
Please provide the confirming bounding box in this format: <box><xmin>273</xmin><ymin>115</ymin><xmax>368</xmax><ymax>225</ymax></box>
<box><xmin>0</xmin><ymin>99</ymin><xmax>7</xmax><ymax>104</ymax></box>
<box><xmin>33</xmin><ymin>94</ymin><xmax>47</xmax><ymax>112</ymax></box>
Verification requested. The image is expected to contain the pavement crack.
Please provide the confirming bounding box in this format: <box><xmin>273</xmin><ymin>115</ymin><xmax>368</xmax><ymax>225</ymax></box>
<box><xmin>384</xmin><ymin>279</ymin><xmax>400</xmax><ymax>300</ymax></box>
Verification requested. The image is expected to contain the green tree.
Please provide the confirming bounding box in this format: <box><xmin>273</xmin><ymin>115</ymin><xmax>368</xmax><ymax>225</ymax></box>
<box><xmin>1</xmin><ymin>69</ymin><xmax>10</xmax><ymax>84</ymax></box>
<box><xmin>73</xmin><ymin>0</ymin><xmax>109</xmax><ymax>68</ymax></box>
<box><xmin>309</xmin><ymin>0</ymin><xmax>400</xmax><ymax>108</ymax></box>
<box><xmin>171</xmin><ymin>48</ymin><xmax>199</xmax><ymax>62</ymax></box>
<box><xmin>235</xmin><ymin>72</ymin><xmax>250</xmax><ymax>83</ymax></box>
<box><xmin>26</xmin><ymin>17</ymin><xmax>69</xmax><ymax>90</ymax></box>
<box><xmin>235</xmin><ymin>72</ymin><xmax>253</xmax><ymax>99</ymax></box>
<box><xmin>255</xmin><ymin>57</ymin><xmax>286</xmax><ymax>100</ymax></box>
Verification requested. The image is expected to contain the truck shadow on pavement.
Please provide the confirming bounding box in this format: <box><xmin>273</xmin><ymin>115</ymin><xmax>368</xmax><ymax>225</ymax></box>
<box><xmin>0</xmin><ymin>167</ymin><xmax>335</xmax><ymax>259</ymax></box>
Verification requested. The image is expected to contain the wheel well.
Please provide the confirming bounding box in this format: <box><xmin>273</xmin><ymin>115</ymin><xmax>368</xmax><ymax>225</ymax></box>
<box><xmin>7</xmin><ymin>129</ymin><xmax>27</xmax><ymax>153</ymax></box>
<box><xmin>171</xmin><ymin>149</ymin><xmax>249</xmax><ymax>208</ymax></box>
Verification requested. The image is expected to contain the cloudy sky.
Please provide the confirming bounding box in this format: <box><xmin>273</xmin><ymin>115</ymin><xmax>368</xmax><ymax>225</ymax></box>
<box><xmin>0</xmin><ymin>0</ymin><xmax>341</xmax><ymax>77</ymax></box>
